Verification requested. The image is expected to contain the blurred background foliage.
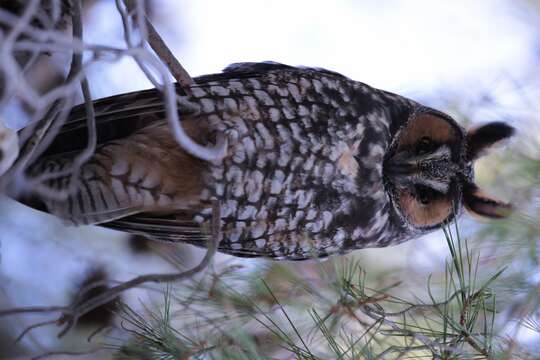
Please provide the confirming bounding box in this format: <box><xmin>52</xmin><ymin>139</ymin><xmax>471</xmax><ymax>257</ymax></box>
<box><xmin>0</xmin><ymin>0</ymin><xmax>539</xmax><ymax>359</ymax></box>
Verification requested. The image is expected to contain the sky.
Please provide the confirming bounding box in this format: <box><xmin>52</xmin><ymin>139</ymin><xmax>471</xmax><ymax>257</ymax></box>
<box><xmin>86</xmin><ymin>0</ymin><xmax>538</xmax><ymax>99</ymax></box>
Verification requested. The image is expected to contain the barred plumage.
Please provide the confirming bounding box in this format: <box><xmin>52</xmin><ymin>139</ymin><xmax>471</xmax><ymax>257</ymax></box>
<box><xmin>26</xmin><ymin>62</ymin><xmax>514</xmax><ymax>260</ymax></box>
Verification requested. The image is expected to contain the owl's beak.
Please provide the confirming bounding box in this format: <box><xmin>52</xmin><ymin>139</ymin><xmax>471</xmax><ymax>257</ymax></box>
<box><xmin>384</xmin><ymin>150</ymin><xmax>419</xmax><ymax>177</ymax></box>
<box><xmin>384</xmin><ymin>154</ymin><xmax>421</xmax><ymax>190</ymax></box>
<box><xmin>384</xmin><ymin>148</ymin><xmax>456</xmax><ymax>193</ymax></box>
<box><xmin>384</xmin><ymin>158</ymin><xmax>419</xmax><ymax>176</ymax></box>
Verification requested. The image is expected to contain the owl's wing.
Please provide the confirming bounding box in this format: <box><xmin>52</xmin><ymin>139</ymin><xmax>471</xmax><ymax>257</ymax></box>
<box><xmin>42</xmin><ymin>61</ymin><xmax>347</xmax><ymax>158</ymax></box>
<box><xmin>41</xmin><ymin>65</ymin><xmax>274</xmax><ymax>157</ymax></box>
<box><xmin>101</xmin><ymin>209</ymin><xmax>209</xmax><ymax>242</ymax></box>
<box><xmin>101</xmin><ymin>211</ymin><xmax>271</xmax><ymax>258</ymax></box>
<box><xmin>42</xmin><ymin>85</ymin><xmax>187</xmax><ymax>158</ymax></box>
<box><xmin>103</xmin><ymin>210</ymin><xmax>314</xmax><ymax>259</ymax></box>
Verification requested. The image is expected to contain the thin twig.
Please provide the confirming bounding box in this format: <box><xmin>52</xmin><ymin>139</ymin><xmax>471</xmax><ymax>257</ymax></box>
<box><xmin>16</xmin><ymin>319</ymin><xmax>58</xmax><ymax>343</ymax></box>
<box><xmin>145</xmin><ymin>18</ymin><xmax>194</xmax><ymax>87</ymax></box>
<box><xmin>126</xmin><ymin>0</ymin><xmax>194</xmax><ymax>87</ymax></box>
<box><xmin>0</xmin><ymin>305</ymin><xmax>67</xmax><ymax>317</ymax></box>
<box><xmin>117</xmin><ymin>0</ymin><xmax>227</xmax><ymax>162</ymax></box>
<box><xmin>56</xmin><ymin>200</ymin><xmax>222</xmax><ymax>337</ymax></box>
<box><xmin>87</xmin><ymin>324</ymin><xmax>113</xmax><ymax>343</ymax></box>
<box><xmin>31</xmin><ymin>348</ymin><xmax>104</xmax><ymax>360</ymax></box>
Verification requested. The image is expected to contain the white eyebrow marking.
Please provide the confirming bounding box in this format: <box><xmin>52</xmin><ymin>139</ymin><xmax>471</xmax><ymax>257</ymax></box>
<box><xmin>419</xmin><ymin>145</ymin><xmax>451</xmax><ymax>162</ymax></box>
<box><xmin>420</xmin><ymin>178</ymin><xmax>450</xmax><ymax>193</ymax></box>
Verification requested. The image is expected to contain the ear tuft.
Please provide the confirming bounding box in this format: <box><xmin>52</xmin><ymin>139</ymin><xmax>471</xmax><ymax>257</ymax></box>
<box><xmin>466</xmin><ymin>122</ymin><xmax>515</xmax><ymax>160</ymax></box>
<box><xmin>463</xmin><ymin>183</ymin><xmax>512</xmax><ymax>219</ymax></box>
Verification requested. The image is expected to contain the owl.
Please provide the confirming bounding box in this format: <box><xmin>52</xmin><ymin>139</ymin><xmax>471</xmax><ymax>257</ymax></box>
<box><xmin>24</xmin><ymin>62</ymin><xmax>514</xmax><ymax>260</ymax></box>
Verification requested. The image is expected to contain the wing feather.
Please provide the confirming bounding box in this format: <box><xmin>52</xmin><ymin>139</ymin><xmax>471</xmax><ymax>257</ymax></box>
<box><xmin>39</xmin><ymin>61</ymin><xmax>341</xmax><ymax>158</ymax></box>
<box><xmin>102</xmin><ymin>211</ymin><xmax>278</xmax><ymax>258</ymax></box>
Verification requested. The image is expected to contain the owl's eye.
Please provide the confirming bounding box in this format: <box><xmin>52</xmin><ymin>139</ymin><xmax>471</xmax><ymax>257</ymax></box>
<box><xmin>416</xmin><ymin>136</ymin><xmax>433</xmax><ymax>155</ymax></box>
<box><xmin>415</xmin><ymin>185</ymin><xmax>436</xmax><ymax>205</ymax></box>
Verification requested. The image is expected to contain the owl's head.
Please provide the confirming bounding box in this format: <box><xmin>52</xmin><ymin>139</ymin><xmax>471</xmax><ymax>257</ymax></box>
<box><xmin>383</xmin><ymin>108</ymin><xmax>514</xmax><ymax>231</ymax></box>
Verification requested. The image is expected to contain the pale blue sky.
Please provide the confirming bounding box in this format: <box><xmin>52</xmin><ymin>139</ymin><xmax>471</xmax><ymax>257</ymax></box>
<box><xmin>86</xmin><ymin>0</ymin><xmax>537</xmax><ymax>99</ymax></box>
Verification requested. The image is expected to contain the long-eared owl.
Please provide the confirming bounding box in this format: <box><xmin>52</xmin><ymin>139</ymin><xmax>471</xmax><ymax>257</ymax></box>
<box><xmin>25</xmin><ymin>62</ymin><xmax>514</xmax><ymax>260</ymax></box>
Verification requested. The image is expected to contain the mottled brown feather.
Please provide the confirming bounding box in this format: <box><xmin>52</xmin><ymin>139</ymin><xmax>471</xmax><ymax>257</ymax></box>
<box><xmin>92</xmin><ymin>119</ymin><xmax>206</xmax><ymax>202</ymax></box>
<box><xmin>39</xmin><ymin>117</ymin><xmax>209</xmax><ymax>225</ymax></box>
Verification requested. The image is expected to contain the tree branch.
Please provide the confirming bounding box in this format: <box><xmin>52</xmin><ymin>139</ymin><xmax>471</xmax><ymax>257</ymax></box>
<box><xmin>118</xmin><ymin>0</ymin><xmax>227</xmax><ymax>162</ymax></box>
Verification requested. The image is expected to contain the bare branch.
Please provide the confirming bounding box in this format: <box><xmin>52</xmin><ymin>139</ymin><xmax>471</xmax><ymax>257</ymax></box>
<box><xmin>31</xmin><ymin>348</ymin><xmax>104</xmax><ymax>360</ymax></box>
<box><xmin>56</xmin><ymin>200</ymin><xmax>222</xmax><ymax>337</ymax></box>
<box><xmin>116</xmin><ymin>0</ymin><xmax>227</xmax><ymax>162</ymax></box>
<box><xmin>125</xmin><ymin>0</ymin><xmax>194</xmax><ymax>87</ymax></box>
<box><xmin>16</xmin><ymin>319</ymin><xmax>58</xmax><ymax>343</ymax></box>
<box><xmin>0</xmin><ymin>305</ymin><xmax>67</xmax><ymax>317</ymax></box>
